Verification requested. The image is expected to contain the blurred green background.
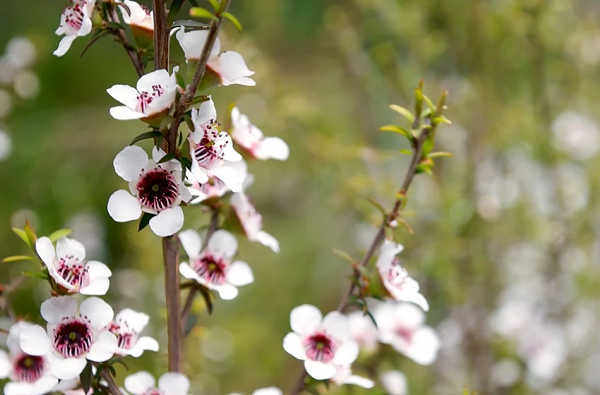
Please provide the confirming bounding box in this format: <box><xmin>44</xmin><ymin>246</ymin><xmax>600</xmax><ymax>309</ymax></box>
<box><xmin>2</xmin><ymin>0</ymin><xmax>600</xmax><ymax>394</ymax></box>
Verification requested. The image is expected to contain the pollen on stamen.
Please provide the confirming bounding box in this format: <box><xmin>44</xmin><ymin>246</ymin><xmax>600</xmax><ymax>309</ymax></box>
<box><xmin>136</xmin><ymin>168</ymin><xmax>180</xmax><ymax>212</ymax></box>
<box><xmin>192</xmin><ymin>253</ymin><xmax>227</xmax><ymax>285</ymax></box>
<box><xmin>53</xmin><ymin>318</ymin><xmax>94</xmax><ymax>358</ymax></box>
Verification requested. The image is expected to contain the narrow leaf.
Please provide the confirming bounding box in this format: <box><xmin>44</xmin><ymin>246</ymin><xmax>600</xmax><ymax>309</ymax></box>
<box><xmin>24</xmin><ymin>221</ymin><xmax>38</xmax><ymax>247</ymax></box>
<box><xmin>48</xmin><ymin>229</ymin><xmax>72</xmax><ymax>242</ymax></box>
<box><xmin>168</xmin><ymin>0</ymin><xmax>185</xmax><ymax>23</ymax></box>
<box><xmin>389</xmin><ymin>104</ymin><xmax>415</xmax><ymax>124</ymax></box>
<box><xmin>184</xmin><ymin>313</ymin><xmax>198</xmax><ymax>335</ymax></box>
<box><xmin>399</xmin><ymin>149</ymin><xmax>412</xmax><ymax>155</ymax></box>
<box><xmin>332</xmin><ymin>249</ymin><xmax>355</xmax><ymax>264</ymax></box>
<box><xmin>221</xmin><ymin>12</ymin><xmax>242</xmax><ymax>32</ymax></box>
<box><xmin>170</xmin><ymin>20</ymin><xmax>209</xmax><ymax>30</ymax></box>
<box><xmin>158</xmin><ymin>152</ymin><xmax>177</xmax><ymax>163</ymax></box>
<box><xmin>380</xmin><ymin>124</ymin><xmax>412</xmax><ymax>140</ymax></box>
<box><xmin>189</xmin><ymin>7</ymin><xmax>216</xmax><ymax>20</ymax></box>
<box><xmin>2</xmin><ymin>255</ymin><xmax>34</xmax><ymax>264</ymax></box>
<box><xmin>197</xmin><ymin>285</ymin><xmax>213</xmax><ymax>314</ymax></box>
<box><xmin>21</xmin><ymin>271</ymin><xmax>49</xmax><ymax>280</ymax></box>
<box><xmin>207</xmin><ymin>0</ymin><xmax>220</xmax><ymax>11</ymax></box>
<box><xmin>138</xmin><ymin>212</ymin><xmax>155</xmax><ymax>231</ymax></box>
<box><xmin>428</xmin><ymin>151</ymin><xmax>452</xmax><ymax>158</ymax></box>
<box><xmin>80</xmin><ymin>362</ymin><xmax>92</xmax><ymax>395</ymax></box>
<box><xmin>365</xmin><ymin>197</ymin><xmax>387</xmax><ymax>216</ymax></box>
<box><xmin>130</xmin><ymin>131</ymin><xmax>163</xmax><ymax>145</ymax></box>
<box><xmin>12</xmin><ymin>228</ymin><xmax>30</xmax><ymax>248</ymax></box>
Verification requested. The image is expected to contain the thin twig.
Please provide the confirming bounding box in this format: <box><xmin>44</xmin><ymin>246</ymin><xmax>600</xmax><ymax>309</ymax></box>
<box><xmin>162</xmin><ymin>235</ymin><xmax>183</xmax><ymax>372</ymax></box>
<box><xmin>108</xmin><ymin>6</ymin><xmax>145</xmax><ymax>77</ymax></box>
<box><xmin>152</xmin><ymin>0</ymin><xmax>169</xmax><ymax>70</ymax></box>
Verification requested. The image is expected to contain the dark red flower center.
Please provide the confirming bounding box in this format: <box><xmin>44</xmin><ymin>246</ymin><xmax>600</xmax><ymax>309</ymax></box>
<box><xmin>13</xmin><ymin>354</ymin><xmax>45</xmax><ymax>383</ymax></box>
<box><xmin>56</xmin><ymin>255</ymin><xmax>89</xmax><ymax>290</ymax></box>
<box><xmin>136</xmin><ymin>168</ymin><xmax>179</xmax><ymax>212</ymax></box>
<box><xmin>53</xmin><ymin>318</ymin><xmax>93</xmax><ymax>358</ymax></box>
<box><xmin>303</xmin><ymin>332</ymin><xmax>336</xmax><ymax>363</ymax></box>
<box><xmin>192</xmin><ymin>253</ymin><xmax>227</xmax><ymax>285</ymax></box>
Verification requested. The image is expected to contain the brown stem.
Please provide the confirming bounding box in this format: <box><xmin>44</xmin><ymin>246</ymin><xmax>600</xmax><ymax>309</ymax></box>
<box><xmin>152</xmin><ymin>0</ymin><xmax>169</xmax><ymax>70</ymax></box>
<box><xmin>162</xmin><ymin>235</ymin><xmax>183</xmax><ymax>372</ymax></box>
<box><xmin>165</xmin><ymin>0</ymin><xmax>232</xmax><ymax>152</ymax></box>
<box><xmin>100</xmin><ymin>368</ymin><xmax>122</xmax><ymax>395</ymax></box>
<box><xmin>109</xmin><ymin>7</ymin><xmax>145</xmax><ymax>77</ymax></box>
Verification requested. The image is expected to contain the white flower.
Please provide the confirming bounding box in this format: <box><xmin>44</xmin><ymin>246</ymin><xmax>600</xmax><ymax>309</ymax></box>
<box><xmin>107</xmin><ymin>146</ymin><xmax>191</xmax><ymax>237</ymax></box>
<box><xmin>124</xmin><ymin>371</ymin><xmax>189</xmax><ymax>395</ymax></box>
<box><xmin>229</xmin><ymin>387</ymin><xmax>283</xmax><ymax>395</ymax></box>
<box><xmin>230</xmin><ymin>107</ymin><xmax>289</xmax><ymax>160</ymax></box>
<box><xmin>19</xmin><ymin>296</ymin><xmax>118</xmax><ymax>380</ymax></box>
<box><xmin>106</xmin><ymin>309</ymin><xmax>159</xmax><ymax>357</ymax></box>
<box><xmin>187</xmin><ymin>160</ymin><xmax>248</xmax><ymax>204</ymax></box>
<box><xmin>175</xmin><ymin>27</ymin><xmax>255</xmax><ymax>86</ymax></box>
<box><xmin>35</xmin><ymin>236</ymin><xmax>112</xmax><ymax>296</ymax></box>
<box><xmin>231</xmin><ymin>192</ymin><xmax>279</xmax><ymax>252</ymax></box>
<box><xmin>120</xmin><ymin>0</ymin><xmax>153</xmax><ymax>32</ymax></box>
<box><xmin>376</xmin><ymin>240</ymin><xmax>429</xmax><ymax>311</ymax></box>
<box><xmin>347</xmin><ymin>311</ymin><xmax>379</xmax><ymax>352</ymax></box>
<box><xmin>54</xmin><ymin>0</ymin><xmax>96</xmax><ymax>57</ymax></box>
<box><xmin>106</xmin><ymin>69</ymin><xmax>177</xmax><ymax>122</ymax></box>
<box><xmin>0</xmin><ymin>322</ymin><xmax>59</xmax><ymax>395</ymax></box>
<box><xmin>331</xmin><ymin>365</ymin><xmax>374</xmax><ymax>388</ymax></box>
<box><xmin>188</xmin><ymin>98</ymin><xmax>245</xmax><ymax>192</ymax></box>
<box><xmin>179</xmin><ymin>229</ymin><xmax>254</xmax><ymax>300</ymax></box>
<box><xmin>283</xmin><ymin>305</ymin><xmax>359</xmax><ymax>380</ymax></box>
<box><xmin>552</xmin><ymin>111</ymin><xmax>600</xmax><ymax>160</ymax></box>
<box><xmin>374</xmin><ymin>302</ymin><xmax>440</xmax><ymax>366</ymax></box>
<box><xmin>380</xmin><ymin>370</ymin><xmax>408</xmax><ymax>395</ymax></box>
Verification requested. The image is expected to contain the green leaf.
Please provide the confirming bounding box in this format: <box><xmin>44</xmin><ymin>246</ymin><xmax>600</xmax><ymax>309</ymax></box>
<box><xmin>433</xmin><ymin>115</ymin><xmax>452</xmax><ymax>125</ymax></box>
<box><xmin>221</xmin><ymin>12</ymin><xmax>242</xmax><ymax>32</ymax></box>
<box><xmin>138</xmin><ymin>212</ymin><xmax>155</xmax><ymax>231</ymax></box>
<box><xmin>80</xmin><ymin>362</ymin><xmax>92</xmax><ymax>395</ymax></box>
<box><xmin>428</xmin><ymin>151</ymin><xmax>452</xmax><ymax>158</ymax></box>
<box><xmin>365</xmin><ymin>197</ymin><xmax>387</xmax><ymax>216</ymax></box>
<box><xmin>168</xmin><ymin>0</ymin><xmax>185</xmax><ymax>23</ymax></box>
<box><xmin>159</xmin><ymin>115</ymin><xmax>175</xmax><ymax>132</ymax></box>
<box><xmin>422</xmin><ymin>94</ymin><xmax>436</xmax><ymax>115</ymax></box>
<box><xmin>332</xmin><ymin>249</ymin><xmax>355</xmax><ymax>264</ymax></box>
<box><xmin>170</xmin><ymin>20</ymin><xmax>209</xmax><ymax>30</ymax></box>
<box><xmin>189</xmin><ymin>7</ymin><xmax>216</xmax><ymax>20</ymax></box>
<box><xmin>21</xmin><ymin>271</ymin><xmax>49</xmax><ymax>280</ymax></box>
<box><xmin>380</xmin><ymin>124</ymin><xmax>412</xmax><ymax>140</ymax></box>
<box><xmin>192</xmin><ymin>95</ymin><xmax>210</xmax><ymax>105</ymax></box>
<box><xmin>158</xmin><ymin>152</ymin><xmax>177</xmax><ymax>163</ymax></box>
<box><xmin>24</xmin><ymin>221</ymin><xmax>37</xmax><ymax>247</ymax></box>
<box><xmin>2</xmin><ymin>255</ymin><xmax>33</xmax><ymax>263</ymax></box>
<box><xmin>188</xmin><ymin>0</ymin><xmax>199</xmax><ymax>6</ymax></box>
<box><xmin>184</xmin><ymin>313</ymin><xmax>198</xmax><ymax>336</ymax></box>
<box><xmin>175</xmin><ymin>71</ymin><xmax>186</xmax><ymax>89</ymax></box>
<box><xmin>130</xmin><ymin>131</ymin><xmax>163</xmax><ymax>145</ymax></box>
<box><xmin>207</xmin><ymin>0</ymin><xmax>220</xmax><ymax>11</ymax></box>
<box><xmin>48</xmin><ymin>229</ymin><xmax>72</xmax><ymax>242</ymax></box>
<box><xmin>12</xmin><ymin>228</ymin><xmax>30</xmax><ymax>248</ymax></box>
<box><xmin>399</xmin><ymin>149</ymin><xmax>412</xmax><ymax>155</ymax></box>
<box><xmin>389</xmin><ymin>104</ymin><xmax>415</xmax><ymax>124</ymax></box>
<box><xmin>198</xmin><ymin>285</ymin><xmax>213</xmax><ymax>314</ymax></box>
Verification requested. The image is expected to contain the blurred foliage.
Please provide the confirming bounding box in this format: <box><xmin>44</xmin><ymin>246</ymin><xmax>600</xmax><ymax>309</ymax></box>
<box><xmin>1</xmin><ymin>0</ymin><xmax>600</xmax><ymax>394</ymax></box>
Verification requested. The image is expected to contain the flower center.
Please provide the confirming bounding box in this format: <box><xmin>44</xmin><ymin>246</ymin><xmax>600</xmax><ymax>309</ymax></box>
<box><xmin>193</xmin><ymin>122</ymin><xmax>228</xmax><ymax>169</ymax></box>
<box><xmin>136</xmin><ymin>85</ymin><xmax>165</xmax><ymax>114</ymax></box>
<box><xmin>13</xmin><ymin>354</ymin><xmax>45</xmax><ymax>383</ymax></box>
<box><xmin>136</xmin><ymin>168</ymin><xmax>179</xmax><ymax>212</ymax></box>
<box><xmin>192</xmin><ymin>253</ymin><xmax>227</xmax><ymax>285</ymax></box>
<box><xmin>53</xmin><ymin>318</ymin><xmax>93</xmax><ymax>358</ymax></box>
<box><xmin>63</xmin><ymin>3</ymin><xmax>85</xmax><ymax>30</ymax></box>
<box><xmin>56</xmin><ymin>255</ymin><xmax>89</xmax><ymax>290</ymax></box>
<box><xmin>395</xmin><ymin>327</ymin><xmax>414</xmax><ymax>345</ymax></box>
<box><xmin>303</xmin><ymin>332</ymin><xmax>336</xmax><ymax>363</ymax></box>
<box><xmin>107</xmin><ymin>323</ymin><xmax>136</xmax><ymax>350</ymax></box>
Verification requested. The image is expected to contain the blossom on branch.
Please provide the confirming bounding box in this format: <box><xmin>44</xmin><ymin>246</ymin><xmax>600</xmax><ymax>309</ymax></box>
<box><xmin>231</xmin><ymin>107</ymin><xmax>289</xmax><ymax>161</ymax></box>
<box><xmin>120</xmin><ymin>0</ymin><xmax>153</xmax><ymax>34</ymax></box>
<box><xmin>0</xmin><ymin>322</ymin><xmax>59</xmax><ymax>395</ymax></box>
<box><xmin>330</xmin><ymin>365</ymin><xmax>374</xmax><ymax>388</ymax></box>
<box><xmin>231</xmin><ymin>191</ymin><xmax>279</xmax><ymax>252</ymax></box>
<box><xmin>36</xmin><ymin>236</ymin><xmax>112</xmax><ymax>295</ymax></box>
<box><xmin>283</xmin><ymin>305</ymin><xmax>359</xmax><ymax>380</ymax></box>
<box><xmin>188</xmin><ymin>98</ymin><xmax>245</xmax><ymax>192</ymax></box>
<box><xmin>107</xmin><ymin>146</ymin><xmax>191</xmax><ymax>237</ymax></box>
<box><xmin>53</xmin><ymin>0</ymin><xmax>96</xmax><ymax>57</ymax></box>
<box><xmin>19</xmin><ymin>296</ymin><xmax>118</xmax><ymax>380</ymax></box>
<box><xmin>175</xmin><ymin>27</ymin><xmax>255</xmax><ymax>87</ymax></box>
<box><xmin>124</xmin><ymin>371</ymin><xmax>189</xmax><ymax>395</ymax></box>
<box><xmin>106</xmin><ymin>308</ymin><xmax>159</xmax><ymax>357</ymax></box>
<box><xmin>106</xmin><ymin>69</ymin><xmax>177</xmax><ymax>124</ymax></box>
<box><xmin>187</xmin><ymin>160</ymin><xmax>248</xmax><ymax>204</ymax></box>
<box><xmin>376</xmin><ymin>240</ymin><xmax>429</xmax><ymax>311</ymax></box>
<box><xmin>179</xmin><ymin>229</ymin><xmax>254</xmax><ymax>300</ymax></box>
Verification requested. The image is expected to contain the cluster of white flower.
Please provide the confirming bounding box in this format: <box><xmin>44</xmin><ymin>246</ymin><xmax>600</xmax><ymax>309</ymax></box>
<box><xmin>283</xmin><ymin>239</ymin><xmax>440</xmax><ymax>390</ymax></box>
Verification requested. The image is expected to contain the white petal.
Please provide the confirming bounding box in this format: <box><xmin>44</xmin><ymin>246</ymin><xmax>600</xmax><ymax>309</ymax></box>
<box><xmin>159</xmin><ymin>372</ymin><xmax>190</xmax><ymax>395</ymax></box>
<box><xmin>19</xmin><ymin>325</ymin><xmax>52</xmax><ymax>356</ymax></box>
<box><xmin>78</xmin><ymin>10</ymin><xmax>92</xmax><ymax>36</ymax></box>
<box><xmin>405</xmin><ymin>326</ymin><xmax>440</xmax><ymax>365</ymax></box>
<box><xmin>211</xmin><ymin>164</ymin><xmax>244</xmax><ymax>193</ymax></box>
<box><xmin>41</xmin><ymin>296</ymin><xmax>77</xmax><ymax>324</ymax></box>
<box><xmin>126</xmin><ymin>336</ymin><xmax>159</xmax><ymax>357</ymax></box>
<box><xmin>256</xmin><ymin>230</ymin><xmax>279</xmax><ymax>253</ymax></box>
<box><xmin>376</xmin><ymin>240</ymin><xmax>404</xmax><ymax>271</ymax></box>
<box><xmin>53</xmin><ymin>35</ymin><xmax>77</xmax><ymax>57</ymax></box>
<box><xmin>207</xmin><ymin>230</ymin><xmax>238</xmax><ymax>258</ymax></box>
<box><xmin>149</xmin><ymin>206</ymin><xmax>184</xmax><ymax>237</ymax></box>
<box><xmin>380</xmin><ymin>370</ymin><xmax>408</xmax><ymax>395</ymax></box>
<box><xmin>218</xmin><ymin>51</ymin><xmax>255</xmax><ymax>82</ymax></box>
<box><xmin>322</xmin><ymin>312</ymin><xmax>350</xmax><ymax>338</ymax></box>
<box><xmin>125</xmin><ymin>371</ymin><xmax>156</xmax><ymax>395</ymax></box>
<box><xmin>226</xmin><ymin>261</ymin><xmax>254</xmax><ymax>286</ymax></box>
<box><xmin>0</xmin><ymin>350</ymin><xmax>10</xmax><ymax>378</ymax></box>
<box><xmin>176</xmin><ymin>28</ymin><xmax>208</xmax><ymax>60</ymax></box>
<box><xmin>56</xmin><ymin>237</ymin><xmax>86</xmax><ymax>262</ymax></box>
<box><xmin>332</xmin><ymin>340</ymin><xmax>359</xmax><ymax>365</ymax></box>
<box><xmin>116</xmin><ymin>308</ymin><xmax>149</xmax><ymax>332</ymax></box>
<box><xmin>48</xmin><ymin>354</ymin><xmax>86</xmax><ymax>380</ymax></box>
<box><xmin>106</xmin><ymin>84</ymin><xmax>139</xmax><ymax>110</ymax></box>
<box><xmin>31</xmin><ymin>374</ymin><xmax>60</xmax><ymax>394</ymax></box>
<box><xmin>86</xmin><ymin>332</ymin><xmax>118</xmax><ymax>362</ymax></box>
<box><xmin>400</xmin><ymin>291</ymin><xmax>430</xmax><ymax>312</ymax></box>
<box><xmin>36</xmin><ymin>237</ymin><xmax>56</xmax><ymax>270</ymax></box>
<box><xmin>178</xmin><ymin>229</ymin><xmax>202</xmax><ymax>260</ymax></box>
<box><xmin>342</xmin><ymin>374</ymin><xmax>375</xmax><ymax>389</ymax></box>
<box><xmin>257</xmin><ymin>137</ymin><xmax>289</xmax><ymax>161</ymax></box>
<box><xmin>253</xmin><ymin>388</ymin><xmax>283</xmax><ymax>395</ymax></box>
<box><xmin>304</xmin><ymin>360</ymin><xmax>336</xmax><ymax>380</ymax></box>
<box><xmin>107</xmin><ymin>190</ymin><xmax>142</xmax><ymax>222</ymax></box>
<box><xmin>179</xmin><ymin>262</ymin><xmax>203</xmax><ymax>284</ymax></box>
<box><xmin>215</xmin><ymin>284</ymin><xmax>238</xmax><ymax>300</ymax></box>
<box><xmin>290</xmin><ymin>304</ymin><xmax>322</xmax><ymax>336</ymax></box>
<box><xmin>109</xmin><ymin>106</ymin><xmax>145</xmax><ymax>120</ymax></box>
<box><xmin>193</xmin><ymin>97</ymin><xmax>217</xmax><ymax>126</ymax></box>
<box><xmin>114</xmin><ymin>146</ymin><xmax>148</xmax><ymax>182</ymax></box>
<box><xmin>282</xmin><ymin>332</ymin><xmax>306</xmax><ymax>360</ymax></box>
<box><xmin>80</xmin><ymin>277</ymin><xmax>110</xmax><ymax>295</ymax></box>
<box><xmin>80</xmin><ymin>297</ymin><xmax>114</xmax><ymax>328</ymax></box>
<box><xmin>136</xmin><ymin>69</ymin><xmax>171</xmax><ymax>92</ymax></box>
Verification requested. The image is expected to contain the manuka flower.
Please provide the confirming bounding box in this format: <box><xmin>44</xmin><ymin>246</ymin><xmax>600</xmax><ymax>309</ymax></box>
<box><xmin>347</xmin><ymin>311</ymin><xmax>379</xmax><ymax>352</ymax></box>
<box><xmin>0</xmin><ymin>322</ymin><xmax>58</xmax><ymax>395</ymax></box>
<box><xmin>106</xmin><ymin>69</ymin><xmax>177</xmax><ymax>124</ymax></box>
<box><xmin>107</xmin><ymin>146</ymin><xmax>191</xmax><ymax>237</ymax></box>
<box><xmin>175</xmin><ymin>27</ymin><xmax>255</xmax><ymax>86</ymax></box>
<box><xmin>54</xmin><ymin>0</ymin><xmax>96</xmax><ymax>57</ymax></box>
<box><xmin>374</xmin><ymin>301</ymin><xmax>440</xmax><ymax>366</ymax></box>
<box><xmin>106</xmin><ymin>308</ymin><xmax>159</xmax><ymax>357</ymax></box>
<box><xmin>283</xmin><ymin>305</ymin><xmax>359</xmax><ymax>380</ymax></box>
<box><xmin>120</xmin><ymin>1</ymin><xmax>153</xmax><ymax>35</ymax></box>
<box><xmin>35</xmin><ymin>236</ymin><xmax>112</xmax><ymax>295</ymax></box>
<box><xmin>189</xmin><ymin>98</ymin><xmax>245</xmax><ymax>192</ymax></box>
<box><xmin>179</xmin><ymin>229</ymin><xmax>254</xmax><ymax>300</ymax></box>
<box><xmin>230</xmin><ymin>107</ymin><xmax>289</xmax><ymax>160</ymax></box>
<box><xmin>187</xmin><ymin>160</ymin><xmax>248</xmax><ymax>204</ymax></box>
<box><xmin>19</xmin><ymin>296</ymin><xmax>118</xmax><ymax>380</ymax></box>
<box><xmin>330</xmin><ymin>365</ymin><xmax>374</xmax><ymax>389</ymax></box>
<box><xmin>231</xmin><ymin>191</ymin><xmax>279</xmax><ymax>252</ymax></box>
<box><xmin>376</xmin><ymin>240</ymin><xmax>429</xmax><ymax>311</ymax></box>
<box><xmin>124</xmin><ymin>371</ymin><xmax>189</xmax><ymax>395</ymax></box>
